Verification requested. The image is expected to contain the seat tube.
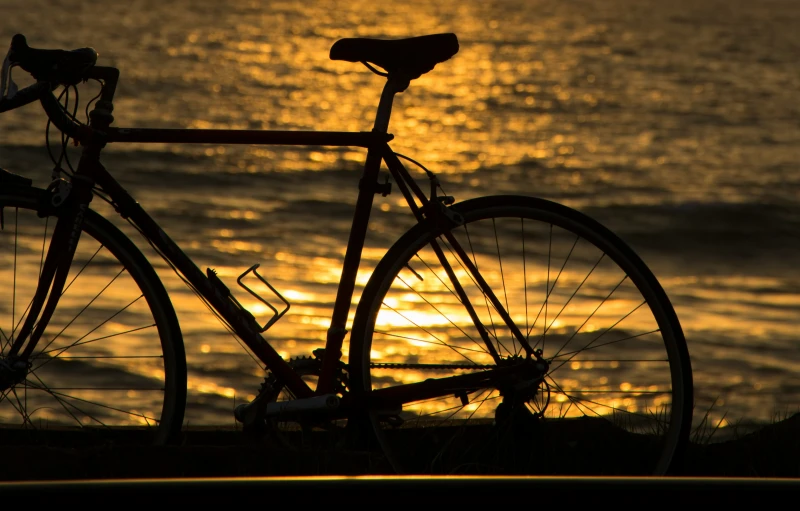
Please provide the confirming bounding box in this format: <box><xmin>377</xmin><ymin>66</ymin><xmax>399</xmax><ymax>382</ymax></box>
<box><xmin>317</xmin><ymin>77</ymin><xmax>402</xmax><ymax>393</ymax></box>
<box><xmin>372</xmin><ymin>76</ymin><xmax>406</xmax><ymax>133</ymax></box>
<box><xmin>318</xmin><ymin>142</ymin><xmax>386</xmax><ymax>394</ymax></box>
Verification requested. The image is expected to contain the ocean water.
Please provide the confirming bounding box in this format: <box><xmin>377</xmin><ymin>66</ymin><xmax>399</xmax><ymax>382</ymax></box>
<box><xmin>1</xmin><ymin>0</ymin><xmax>799</xmax><ymax>431</ymax></box>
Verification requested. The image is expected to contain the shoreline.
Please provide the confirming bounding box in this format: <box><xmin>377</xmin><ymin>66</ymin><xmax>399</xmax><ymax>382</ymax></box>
<box><xmin>1</xmin><ymin>414</ymin><xmax>797</xmax><ymax>480</ymax></box>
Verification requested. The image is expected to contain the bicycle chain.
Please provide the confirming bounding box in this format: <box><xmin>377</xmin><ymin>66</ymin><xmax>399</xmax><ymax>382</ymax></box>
<box><xmin>262</xmin><ymin>354</ymin><xmax>349</xmax><ymax>398</ymax></box>
<box><xmin>369</xmin><ymin>362</ymin><xmax>496</xmax><ymax>370</ymax></box>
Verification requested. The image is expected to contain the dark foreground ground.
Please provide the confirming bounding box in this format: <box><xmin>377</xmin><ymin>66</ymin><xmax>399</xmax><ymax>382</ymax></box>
<box><xmin>1</xmin><ymin>414</ymin><xmax>798</xmax><ymax>481</ymax></box>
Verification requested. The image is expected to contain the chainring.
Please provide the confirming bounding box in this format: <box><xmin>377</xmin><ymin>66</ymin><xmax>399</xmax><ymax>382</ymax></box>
<box><xmin>243</xmin><ymin>352</ymin><xmax>349</xmax><ymax>437</ymax></box>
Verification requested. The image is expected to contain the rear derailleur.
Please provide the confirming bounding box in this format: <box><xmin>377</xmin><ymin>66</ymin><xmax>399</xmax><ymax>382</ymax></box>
<box><xmin>495</xmin><ymin>352</ymin><xmax>551</xmax><ymax>426</ymax></box>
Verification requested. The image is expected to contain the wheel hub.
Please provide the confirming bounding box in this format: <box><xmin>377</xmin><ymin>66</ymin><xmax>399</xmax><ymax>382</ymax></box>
<box><xmin>496</xmin><ymin>353</ymin><xmax>551</xmax><ymax>418</ymax></box>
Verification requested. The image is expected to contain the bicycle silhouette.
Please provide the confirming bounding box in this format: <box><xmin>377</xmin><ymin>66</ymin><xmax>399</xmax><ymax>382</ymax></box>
<box><xmin>0</xmin><ymin>33</ymin><xmax>692</xmax><ymax>474</ymax></box>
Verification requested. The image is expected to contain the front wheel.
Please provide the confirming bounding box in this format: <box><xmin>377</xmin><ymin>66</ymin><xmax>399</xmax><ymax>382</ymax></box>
<box><xmin>0</xmin><ymin>186</ymin><xmax>186</xmax><ymax>445</ymax></box>
<box><xmin>349</xmin><ymin>195</ymin><xmax>692</xmax><ymax>475</ymax></box>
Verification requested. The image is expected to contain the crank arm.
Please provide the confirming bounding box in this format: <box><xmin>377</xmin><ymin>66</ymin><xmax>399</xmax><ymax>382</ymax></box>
<box><xmin>235</xmin><ymin>393</ymin><xmax>340</xmax><ymax>427</ymax></box>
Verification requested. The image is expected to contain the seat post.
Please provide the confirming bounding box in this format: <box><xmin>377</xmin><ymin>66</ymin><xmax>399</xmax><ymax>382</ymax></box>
<box><xmin>372</xmin><ymin>74</ymin><xmax>410</xmax><ymax>133</ymax></box>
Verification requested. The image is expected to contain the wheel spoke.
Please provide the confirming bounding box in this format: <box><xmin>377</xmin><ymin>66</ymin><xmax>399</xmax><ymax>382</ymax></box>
<box><xmin>39</xmin><ymin>215</ymin><xmax>49</xmax><ymax>278</ymax></box>
<box><xmin>31</xmin><ymin>294</ymin><xmax>146</xmax><ymax>374</ymax></box>
<box><xmin>492</xmin><ymin>218</ymin><xmax>513</xmax><ymax>353</ymax></box>
<box><xmin>9</xmin><ymin>387</ymin><xmax>35</xmax><ymax>427</ymax></box>
<box><xmin>460</xmin><ymin>224</ymin><xmax>507</xmax><ymax>356</ymax></box>
<box><xmin>527</xmin><ymin>231</ymin><xmax>579</xmax><ymax>342</ymax></box>
<box><xmin>540</xmin><ymin>253</ymin><xmax>608</xmax><ymax>353</ymax></box>
<box><xmin>25</xmin><ymin>372</ymin><xmax>162</xmax><ymax>425</ymax></box>
<box><xmin>521</xmin><ymin>218</ymin><xmax>529</xmax><ymax>354</ymax></box>
<box><xmin>34</xmin><ymin>268</ymin><xmax>131</xmax><ymax>361</ymax></box>
<box><xmin>59</xmin><ymin>244</ymin><xmax>105</xmax><ymax>298</ymax></box>
<box><xmin>373</xmin><ymin>330</ymin><xmax>488</xmax><ymax>356</ymax></box>
<box><xmin>550</xmin><ymin>329</ymin><xmax>663</xmax><ymax>361</ymax></box>
<box><xmin>380</xmin><ymin>301</ymin><xmax>483</xmax><ymax>365</ymax></box>
<box><xmin>12</xmin><ymin>208</ymin><xmax>18</xmax><ymax>349</ymax></box>
<box><xmin>395</xmin><ymin>273</ymin><xmax>487</xmax><ymax>354</ymax></box>
<box><xmin>548</xmin><ymin>301</ymin><xmax>649</xmax><ymax>374</ymax></box>
<box><xmin>35</xmin><ymin>323</ymin><xmax>157</xmax><ymax>359</ymax></box>
<box><xmin>26</xmin><ymin>371</ymin><xmax>88</xmax><ymax>426</ymax></box>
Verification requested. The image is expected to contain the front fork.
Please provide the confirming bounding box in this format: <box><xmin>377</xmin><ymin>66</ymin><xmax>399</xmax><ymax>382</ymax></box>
<box><xmin>6</xmin><ymin>173</ymin><xmax>94</xmax><ymax>364</ymax></box>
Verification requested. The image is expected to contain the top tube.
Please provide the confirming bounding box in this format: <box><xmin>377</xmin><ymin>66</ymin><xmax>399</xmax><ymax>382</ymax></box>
<box><xmin>103</xmin><ymin>127</ymin><xmax>392</xmax><ymax>147</ymax></box>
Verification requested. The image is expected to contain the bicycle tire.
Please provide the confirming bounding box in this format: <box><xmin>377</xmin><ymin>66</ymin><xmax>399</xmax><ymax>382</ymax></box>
<box><xmin>0</xmin><ymin>186</ymin><xmax>186</xmax><ymax>445</ymax></box>
<box><xmin>349</xmin><ymin>195</ymin><xmax>692</xmax><ymax>475</ymax></box>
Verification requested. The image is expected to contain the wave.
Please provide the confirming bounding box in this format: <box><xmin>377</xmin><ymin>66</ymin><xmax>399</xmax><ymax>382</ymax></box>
<box><xmin>584</xmin><ymin>201</ymin><xmax>800</xmax><ymax>269</ymax></box>
<box><xmin>4</xmin><ymin>143</ymin><xmax>799</xmax><ymax>278</ymax></box>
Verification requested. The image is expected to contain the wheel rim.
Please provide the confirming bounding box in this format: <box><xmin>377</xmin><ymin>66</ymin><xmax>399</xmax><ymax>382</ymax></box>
<box><xmin>359</xmin><ymin>199</ymin><xmax>689</xmax><ymax>474</ymax></box>
<box><xmin>0</xmin><ymin>193</ymin><xmax>181</xmax><ymax>442</ymax></box>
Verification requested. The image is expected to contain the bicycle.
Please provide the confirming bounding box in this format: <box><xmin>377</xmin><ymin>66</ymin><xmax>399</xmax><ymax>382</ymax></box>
<box><xmin>0</xmin><ymin>33</ymin><xmax>693</xmax><ymax>475</ymax></box>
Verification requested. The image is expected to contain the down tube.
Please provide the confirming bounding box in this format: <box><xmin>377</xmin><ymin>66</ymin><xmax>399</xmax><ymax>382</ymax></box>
<box><xmin>93</xmin><ymin>164</ymin><xmax>315</xmax><ymax>398</ymax></box>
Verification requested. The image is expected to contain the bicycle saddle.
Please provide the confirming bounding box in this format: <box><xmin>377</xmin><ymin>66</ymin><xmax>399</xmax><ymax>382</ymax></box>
<box><xmin>330</xmin><ymin>33</ymin><xmax>458</xmax><ymax>80</ymax></box>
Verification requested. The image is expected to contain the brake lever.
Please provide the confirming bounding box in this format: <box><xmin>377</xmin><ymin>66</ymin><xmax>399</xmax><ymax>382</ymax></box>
<box><xmin>1</xmin><ymin>49</ymin><xmax>19</xmax><ymax>101</ymax></box>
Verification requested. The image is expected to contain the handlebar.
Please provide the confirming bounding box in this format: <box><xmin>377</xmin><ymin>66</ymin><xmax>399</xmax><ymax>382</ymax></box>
<box><xmin>0</xmin><ymin>81</ymin><xmax>50</xmax><ymax>113</ymax></box>
<box><xmin>0</xmin><ymin>80</ymin><xmax>87</xmax><ymax>140</ymax></box>
<box><xmin>0</xmin><ymin>34</ymin><xmax>118</xmax><ymax>142</ymax></box>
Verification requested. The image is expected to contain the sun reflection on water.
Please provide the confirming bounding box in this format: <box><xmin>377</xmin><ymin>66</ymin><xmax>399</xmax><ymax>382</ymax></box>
<box><xmin>0</xmin><ymin>0</ymin><xmax>797</xmax><ymax>432</ymax></box>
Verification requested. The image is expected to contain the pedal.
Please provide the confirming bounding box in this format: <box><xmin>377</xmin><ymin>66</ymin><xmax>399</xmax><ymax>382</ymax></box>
<box><xmin>236</xmin><ymin>264</ymin><xmax>291</xmax><ymax>333</ymax></box>
<box><xmin>234</xmin><ymin>382</ymin><xmax>275</xmax><ymax>428</ymax></box>
<box><xmin>375</xmin><ymin>405</ymin><xmax>404</xmax><ymax>427</ymax></box>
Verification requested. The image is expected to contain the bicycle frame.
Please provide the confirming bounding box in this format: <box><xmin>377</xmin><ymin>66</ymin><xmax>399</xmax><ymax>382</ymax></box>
<box><xmin>99</xmin><ymin>127</ymin><xmax>392</xmax><ymax>400</ymax></box>
<box><xmin>11</xmin><ymin>70</ymin><xmax>538</xmax><ymax>417</ymax></box>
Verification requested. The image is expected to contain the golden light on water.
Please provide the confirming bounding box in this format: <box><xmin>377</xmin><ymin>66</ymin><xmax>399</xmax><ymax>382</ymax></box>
<box><xmin>1</xmin><ymin>209</ymin><xmax>680</xmax><ymax>430</ymax></box>
<box><xmin>190</xmin><ymin>381</ymin><xmax>237</xmax><ymax>399</ymax></box>
<box><xmin>1</xmin><ymin>0</ymin><xmax>798</xmax><ymax>435</ymax></box>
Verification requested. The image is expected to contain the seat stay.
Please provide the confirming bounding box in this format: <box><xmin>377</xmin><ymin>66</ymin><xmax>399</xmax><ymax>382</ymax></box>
<box><xmin>382</xmin><ymin>150</ymin><xmax>534</xmax><ymax>362</ymax></box>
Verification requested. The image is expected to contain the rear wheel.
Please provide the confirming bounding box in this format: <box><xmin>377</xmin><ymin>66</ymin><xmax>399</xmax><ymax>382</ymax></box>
<box><xmin>0</xmin><ymin>186</ymin><xmax>186</xmax><ymax>445</ymax></box>
<box><xmin>350</xmin><ymin>195</ymin><xmax>692</xmax><ymax>474</ymax></box>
